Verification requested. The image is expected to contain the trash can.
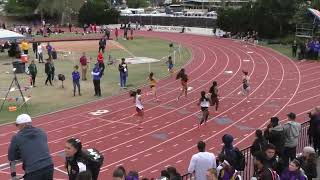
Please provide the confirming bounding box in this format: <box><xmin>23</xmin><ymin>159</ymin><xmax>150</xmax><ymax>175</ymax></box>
<box><xmin>12</xmin><ymin>61</ymin><xmax>25</xmax><ymax>74</ymax></box>
<box><xmin>52</xmin><ymin>50</ymin><xmax>57</xmax><ymax>60</ymax></box>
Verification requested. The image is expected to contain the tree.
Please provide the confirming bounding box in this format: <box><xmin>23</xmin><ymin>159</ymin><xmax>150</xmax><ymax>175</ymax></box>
<box><xmin>78</xmin><ymin>0</ymin><xmax>119</xmax><ymax>25</ymax></box>
<box><xmin>127</xmin><ymin>0</ymin><xmax>149</xmax><ymax>8</ymax></box>
<box><xmin>36</xmin><ymin>0</ymin><xmax>86</xmax><ymax>24</ymax></box>
<box><xmin>5</xmin><ymin>0</ymin><xmax>40</xmax><ymax>15</ymax></box>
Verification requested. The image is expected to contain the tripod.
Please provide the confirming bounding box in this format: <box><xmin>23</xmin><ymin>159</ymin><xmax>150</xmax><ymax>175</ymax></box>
<box><xmin>0</xmin><ymin>71</ymin><xmax>28</xmax><ymax>112</ymax></box>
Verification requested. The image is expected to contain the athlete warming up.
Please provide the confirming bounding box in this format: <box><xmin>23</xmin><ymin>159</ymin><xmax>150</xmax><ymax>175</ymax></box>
<box><xmin>209</xmin><ymin>81</ymin><xmax>219</xmax><ymax>112</ymax></box>
<box><xmin>197</xmin><ymin>91</ymin><xmax>211</xmax><ymax>127</ymax></box>
<box><xmin>130</xmin><ymin>89</ymin><xmax>144</xmax><ymax>129</ymax></box>
<box><xmin>176</xmin><ymin>68</ymin><xmax>188</xmax><ymax>101</ymax></box>
<box><xmin>148</xmin><ymin>72</ymin><xmax>159</xmax><ymax>102</ymax></box>
<box><xmin>238</xmin><ymin>70</ymin><xmax>250</xmax><ymax>102</ymax></box>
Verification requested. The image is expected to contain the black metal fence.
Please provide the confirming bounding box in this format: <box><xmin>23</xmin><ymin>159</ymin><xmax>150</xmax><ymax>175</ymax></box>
<box><xmin>118</xmin><ymin>16</ymin><xmax>216</xmax><ymax>28</ymax></box>
<box><xmin>181</xmin><ymin>121</ymin><xmax>310</xmax><ymax>180</ymax></box>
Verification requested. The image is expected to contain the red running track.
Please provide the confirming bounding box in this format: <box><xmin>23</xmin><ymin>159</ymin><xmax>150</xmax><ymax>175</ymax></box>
<box><xmin>0</xmin><ymin>31</ymin><xmax>319</xmax><ymax>179</ymax></box>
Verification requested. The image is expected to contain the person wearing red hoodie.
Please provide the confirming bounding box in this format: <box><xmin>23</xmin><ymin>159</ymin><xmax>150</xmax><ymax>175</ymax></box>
<box><xmin>97</xmin><ymin>52</ymin><xmax>105</xmax><ymax>77</ymax></box>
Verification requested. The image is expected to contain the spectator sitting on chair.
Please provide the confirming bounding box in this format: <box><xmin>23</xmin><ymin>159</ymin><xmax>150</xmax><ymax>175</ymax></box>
<box><xmin>8</xmin><ymin>114</ymin><xmax>54</xmax><ymax>180</ymax></box>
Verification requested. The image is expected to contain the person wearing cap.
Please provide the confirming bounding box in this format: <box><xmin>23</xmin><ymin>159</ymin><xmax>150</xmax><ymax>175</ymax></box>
<box><xmin>283</xmin><ymin>112</ymin><xmax>301</xmax><ymax>166</ymax></box>
<box><xmin>264</xmin><ymin>117</ymin><xmax>285</xmax><ymax>158</ymax></box>
<box><xmin>188</xmin><ymin>141</ymin><xmax>216</xmax><ymax>180</ymax></box>
<box><xmin>8</xmin><ymin>114</ymin><xmax>53</xmax><ymax>180</ymax></box>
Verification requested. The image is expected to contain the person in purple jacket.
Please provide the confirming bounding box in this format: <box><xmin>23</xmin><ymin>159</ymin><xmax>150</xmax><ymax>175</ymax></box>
<box><xmin>280</xmin><ymin>159</ymin><xmax>307</xmax><ymax>180</ymax></box>
<box><xmin>72</xmin><ymin>65</ymin><xmax>81</xmax><ymax>96</ymax></box>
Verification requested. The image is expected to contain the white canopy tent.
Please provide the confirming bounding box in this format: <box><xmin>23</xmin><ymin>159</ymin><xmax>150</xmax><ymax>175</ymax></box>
<box><xmin>0</xmin><ymin>29</ymin><xmax>25</xmax><ymax>40</ymax></box>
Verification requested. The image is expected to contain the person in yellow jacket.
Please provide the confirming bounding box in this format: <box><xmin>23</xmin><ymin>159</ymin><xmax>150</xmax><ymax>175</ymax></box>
<box><xmin>21</xmin><ymin>39</ymin><xmax>29</xmax><ymax>55</ymax></box>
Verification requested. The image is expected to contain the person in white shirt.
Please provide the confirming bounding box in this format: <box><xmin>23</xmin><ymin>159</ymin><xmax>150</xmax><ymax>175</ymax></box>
<box><xmin>188</xmin><ymin>141</ymin><xmax>217</xmax><ymax>180</ymax></box>
<box><xmin>37</xmin><ymin>43</ymin><xmax>44</xmax><ymax>63</ymax></box>
<box><xmin>130</xmin><ymin>89</ymin><xmax>144</xmax><ymax>129</ymax></box>
<box><xmin>197</xmin><ymin>91</ymin><xmax>212</xmax><ymax>128</ymax></box>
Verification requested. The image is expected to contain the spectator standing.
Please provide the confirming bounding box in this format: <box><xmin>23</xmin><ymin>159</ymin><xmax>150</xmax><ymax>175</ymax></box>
<box><xmin>250</xmin><ymin>129</ymin><xmax>268</xmax><ymax>157</ymax></box>
<box><xmin>263</xmin><ymin>143</ymin><xmax>284</xmax><ymax>174</ymax></box>
<box><xmin>51</xmin><ymin>60</ymin><xmax>55</xmax><ymax>81</ymax></box>
<box><xmin>8</xmin><ymin>114</ymin><xmax>53</xmax><ymax>180</ymax></box>
<box><xmin>28</xmin><ymin>60</ymin><xmax>37</xmax><ymax>87</ymax></box>
<box><xmin>45</xmin><ymin>59</ymin><xmax>53</xmax><ymax>86</ymax></box>
<box><xmin>21</xmin><ymin>39</ymin><xmax>29</xmax><ymax>54</ymax></box>
<box><xmin>65</xmin><ymin>138</ymin><xmax>86</xmax><ymax>180</ymax></box>
<box><xmin>115</xmin><ymin>28</ymin><xmax>119</xmax><ymax>40</ymax></box>
<box><xmin>283</xmin><ymin>112</ymin><xmax>301</xmax><ymax>166</ymax></box>
<box><xmin>72</xmin><ymin>65</ymin><xmax>81</xmax><ymax>96</ymax></box>
<box><xmin>32</xmin><ymin>40</ymin><xmax>38</xmax><ymax>59</ymax></box>
<box><xmin>297</xmin><ymin>146</ymin><xmax>317</xmax><ymax>180</ymax></box>
<box><xmin>220</xmin><ymin>134</ymin><xmax>245</xmax><ymax>171</ymax></box>
<box><xmin>308</xmin><ymin>107</ymin><xmax>320</xmax><ymax>155</ymax></box>
<box><xmin>280</xmin><ymin>159</ymin><xmax>306</xmax><ymax>180</ymax></box>
<box><xmin>68</xmin><ymin>23</ymin><xmax>72</xmax><ymax>32</ymax></box>
<box><xmin>92</xmin><ymin>63</ymin><xmax>101</xmax><ymax>97</ymax></box>
<box><xmin>252</xmin><ymin>152</ymin><xmax>274</xmax><ymax>180</ymax></box>
<box><xmin>124</xmin><ymin>28</ymin><xmax>128</xmax><ymax>39</ymax></box>
<box><xmin>46</xmin><ymin>42</ymin><xmax>53</xmax><ymax>59</ymax></box>
<box><xmin>98</xmin><ymin>38</ymin><xmax>106</xmax><ymax>53</ymax></box>
<box><xmin>97</xmin><ymin>52</ymin><xmax>105</xmax><ymax>77</ymax></box>
<box><xmin>37</xmin><ymin>43</ymin><xmax>44</xmax><ymax>63</ymax></box>
<box><xmin>113</xmin><ymin>168</ymin><xmax>125</xmax><ymax>180</ymax></box>
<box><xmin>264</xmin><ymin>117</ymin><xmax>285</xmax><ymax>158</ymax></box>
<box><xmin>188</xmin><ymin>141</ymin><xmax>216</xmax><ymax>180</ymax></box>
<box><xmin>118</xmin><ymin>58</ymin><xmax>128</xmax><ymax>88</ymax></box>
<box><xmin>292</xmin><ymin>40</ymin><xmax>297</xmax><ymax>58</ymax></box>
<box><xmin>80</xmin><ymin>52</ymin><xmax>88</xmax><ymax>80</ymax></box>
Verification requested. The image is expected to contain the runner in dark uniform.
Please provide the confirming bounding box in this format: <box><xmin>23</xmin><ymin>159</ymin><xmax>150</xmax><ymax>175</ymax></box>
<box><xmin>209</xmin><ymin>81</ymin><xmax>219</xmax><ymax>112</ymax></box>
<box><xmin>176</xmin><ymin>68</ymin><xmax>188</xmax><ymax>101</ymax></box>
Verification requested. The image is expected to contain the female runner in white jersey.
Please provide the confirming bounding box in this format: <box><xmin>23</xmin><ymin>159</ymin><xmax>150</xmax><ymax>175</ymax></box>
<box><xmin>197</xmin><ymin>91</ymin><xmax>212</xmax><ymax>128</ymax></box>
<box><xmin>130</xmin><ymin>89</ymin><xmax>144</xmax><ymax>129</ymax></box>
